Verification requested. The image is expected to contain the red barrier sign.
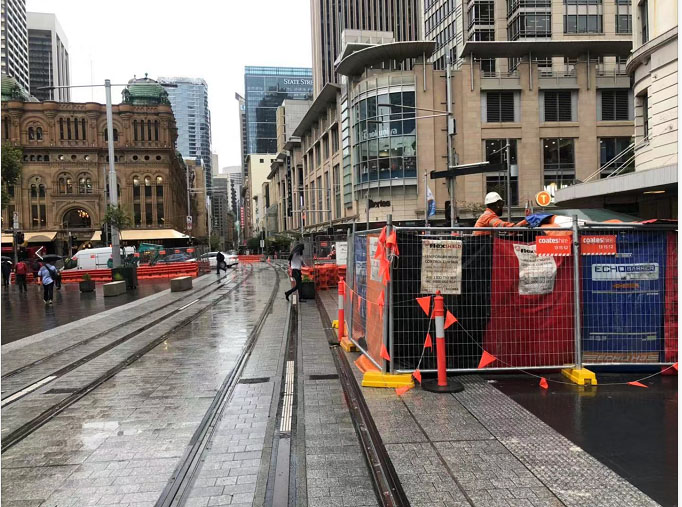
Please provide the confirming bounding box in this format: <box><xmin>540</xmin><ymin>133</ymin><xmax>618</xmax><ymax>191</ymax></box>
<box><xmin>581</xmin><ymin>235</ymin><xmax>617</xmax><ymax>255</ymax></box>
<box><xmin>536</xmin><ymin>236</ymin><xmax>572</xmax><ymax>256</ymax></box>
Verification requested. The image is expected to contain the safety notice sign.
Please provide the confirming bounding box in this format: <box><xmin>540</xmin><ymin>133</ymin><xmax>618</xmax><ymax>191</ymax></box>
<box><xmin>581</xmin><ymin>235</ymin><xmax>617</xmax><ymax>255</ymax></box>
<box><xmin>420</xmin><ymin>239</ymin><xmax>463</xmax><ymax>294</ymax></box>
<box><xmin>536</xmin><ymin>236</ymin><xmax>571</xmax><ymax>256</ymax></box>
<box><xmin>513</xmin><ymin>243</ymin><xmax>557</xmax><ymax>295</ymax></box>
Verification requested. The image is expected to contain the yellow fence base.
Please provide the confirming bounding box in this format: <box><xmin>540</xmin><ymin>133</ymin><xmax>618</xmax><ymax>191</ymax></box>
<box><xmin>331</xmin><ymin>320</ymin><xmax>338</xmax><ymax>329</ymax></box>
<box><xmin>362</xmin><ymin>371</ymin><xmax>414</xmax><ymax>389</ymax></box>
<box><xmin>339</xmin><ymin>337</ymin><xmax>357</xmax><ymax>352</ymax></box>
<box><xmin>561</xmin><ymin>367</ymin><xmax>598</xmax><ymax>386</ymax></box>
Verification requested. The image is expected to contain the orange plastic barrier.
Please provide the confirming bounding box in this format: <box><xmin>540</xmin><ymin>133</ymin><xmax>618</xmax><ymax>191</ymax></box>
<box><xmin>238</xmin><ymin>255</ymin><xmax>263</xmax><ymax>263</ymax></box>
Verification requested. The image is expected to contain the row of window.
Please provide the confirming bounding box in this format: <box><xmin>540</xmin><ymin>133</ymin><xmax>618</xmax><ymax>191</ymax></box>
<box><xmin>483</xmin><ymin>89</ymin><xmax>631</xmax><ymax>123</ymax></box>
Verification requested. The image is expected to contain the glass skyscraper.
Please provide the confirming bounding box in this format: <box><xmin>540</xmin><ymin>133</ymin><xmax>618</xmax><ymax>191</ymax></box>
<box><xmin>158</xmin><ymin>76</ymin><xmax>212</xmax><ymax>191</ymax></box>
<box><xmin>244</xmin><ymin>67</ymin><xmax>313</xmax><ymax>155</ymax></box>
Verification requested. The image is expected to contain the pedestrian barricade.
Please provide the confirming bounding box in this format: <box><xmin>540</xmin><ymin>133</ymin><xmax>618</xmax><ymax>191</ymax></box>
<box><xmin>237</xmin><ymin>255</ymin><xmax>262</xmax><ymax>263</ymax></box>
<box><xmin>340</xmin><ymin>218</ymin><xmax>677</xmax><ymax>384</ymax></box>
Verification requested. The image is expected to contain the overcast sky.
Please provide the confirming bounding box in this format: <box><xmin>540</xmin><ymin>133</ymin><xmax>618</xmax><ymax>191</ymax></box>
<box><xmin>26</xmin><ymin>0</ymin><xmax>312</xmax><ymax>169</ymax></box>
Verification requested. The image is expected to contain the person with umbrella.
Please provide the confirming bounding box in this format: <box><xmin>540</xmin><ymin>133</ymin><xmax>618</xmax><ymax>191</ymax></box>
<box><xmin>1</xmin><ymin>257</ymin><xmax>12</xmax><ymax>288</ymax></box>
<box><xmin>38</xmin><ymin>259</ymin><xmax>59</xmax><ymax>305</ymax></box>
<box><xmin>285</xmin><ymin>243</ymin><xmax>306</xmax><ymax>301</ymax></box>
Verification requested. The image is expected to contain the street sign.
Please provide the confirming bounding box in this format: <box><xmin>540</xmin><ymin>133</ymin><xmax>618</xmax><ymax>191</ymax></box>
<box><xmin>186</xmin><ymin>215</ymin><xmax>193</xmax><ymax>231</ymax></box>
<box><xmin>535</xmin><ymin>191</ymin><xmax>552</xmax><ymax>207</ymax></box>
<box><xmin>260</xmin><ymin>240</ymin><xmax>265</xmax><ymax>248</ymax></box>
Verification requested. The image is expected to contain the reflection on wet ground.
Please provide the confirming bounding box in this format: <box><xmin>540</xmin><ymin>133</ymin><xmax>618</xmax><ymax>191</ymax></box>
<box><xmin>493</xmin><ymin>372</ymin><xmax>678</xmax><ymax>507</ymax></box>
<box><xmin>1</xmin><ymin>279</ymin><xmax>172</xmax><ymax>344</ymax></box>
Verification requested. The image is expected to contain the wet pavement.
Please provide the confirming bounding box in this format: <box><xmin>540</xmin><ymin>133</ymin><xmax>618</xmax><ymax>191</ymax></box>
<box><xmin>493</xmin><ymin>373</ymin><xmax>678</xmax><ymax>507</ymax></box>
<box><xmin>1</xmin><ymin>279</ymin><xmax>173</xmax><ymax>344</ymax></box>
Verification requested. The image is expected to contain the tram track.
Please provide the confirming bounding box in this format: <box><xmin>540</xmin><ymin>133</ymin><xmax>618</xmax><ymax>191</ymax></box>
<box><xmin>1</xmin><ymin>265</ymin><xmax>259</xmax><ymax>453</ymax></box>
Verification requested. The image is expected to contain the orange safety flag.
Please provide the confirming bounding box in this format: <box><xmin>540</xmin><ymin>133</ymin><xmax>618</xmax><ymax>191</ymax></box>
<box><xmin>395</xmin><ymin>385</ymin><xmax>413</xmax><ymax>396</ymax></box>
<box><xmin>444</xmin><ymin>311</ymin><xmax>458</xmax><ymax>330</ymax></box>
<box><xmin>416</xmin><ymin>296</ymin><xmax>431</xmax><ymax>316</ymax></box>
<box><xmin>379</xmin><ymin>226</ymin><xmax>387</xmax><ymax>244</ymax></box>
<box><xmin>373</xmin><ymin>241</ymin><xmax>385</xmax><ymax>260</ymax></box>
<box><xmin>381</xmin><ymin>344</ymin><xmax>391</xmax><ymax>361</ymax></box>
<box><xmin>424</xmin><ymin>333</ymin><xmax>433</xmax><ymax>349</ymax></box>
<box><xmin>477</xmin><ymin>350</ymin><xmax>497</xmax><ymax>369</ymax></box>
<box><xmin>539</xmin><ymin>377</ymin><xmax>549</xmax><ymax>389</ymax></box>
<box><xmin>380</xmin><ymin>257</ymin><xmax>391</xmax><ymax>284</ymax></box>
<box><xmin>377</xmin><ymin>291</ymin><xmax>385</xmax><ymax>308</ymax></box>
<box><xmin>627</xmin><ymin>381</ymin><xmax>648</xmax><ymax>388</ymax></box>
<box><xmin>674</xmin><ymin>363</ymin><xmax>679</xmax><ymax>371</ymax></box>
<box><xmin>412</xmin><ymin>369</ymin><xmax>422</xmax><ymax>383</ymax></box>
<box><xmin>386</xmin><ymin>229</ymin><xmax>397</xmax><ymax>248</ymax></box>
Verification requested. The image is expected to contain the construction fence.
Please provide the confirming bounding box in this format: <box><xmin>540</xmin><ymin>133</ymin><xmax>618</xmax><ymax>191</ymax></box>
<box><xmin>341</xmin><ymin>220</ymin><xmax>677</xmax><ymax>374</ymax></box>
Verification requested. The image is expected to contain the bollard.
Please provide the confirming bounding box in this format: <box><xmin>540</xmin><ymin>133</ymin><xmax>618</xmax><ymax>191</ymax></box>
<box><xmin>422</xmin><ymin>290</ymin><xmax>464</xmax><ymax>393</ymax></box>
<box><xmin>338</xmin><ymin>277</ymin><xmax>345</xmax><ymax>342</ymax></box>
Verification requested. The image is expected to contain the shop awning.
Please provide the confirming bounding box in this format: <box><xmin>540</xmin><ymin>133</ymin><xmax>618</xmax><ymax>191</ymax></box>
<box><xmin>1</xmin><ymin>231</ymin><xmax>58</xmax><ymax>244</ymax></box>
<box><xmin>90</xmin><ymin>229</ymin><xmax>190</xmax><ymax>242</ymax></box>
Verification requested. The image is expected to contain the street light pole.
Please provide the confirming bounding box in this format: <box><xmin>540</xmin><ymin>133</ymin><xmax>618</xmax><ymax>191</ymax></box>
<box><xmin>105</xmin><ymin>79</ymin><xmax>121</xmax><ymax>268</ymax></box>
<box><xmin>446</xmin><ymin>55</ymin><xmax>456</xmax><ymax>227</ymax></box>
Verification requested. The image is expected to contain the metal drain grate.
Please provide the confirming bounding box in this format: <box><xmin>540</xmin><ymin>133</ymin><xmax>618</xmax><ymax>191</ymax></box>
<box><xmin>307</xmin><ymin>374</ymin><xmax>339</xmax><ymax>381</ymax></box>
<box><xmin>239</xmin><ymin>377</ymin><xmax>271</xmax><ymax>384</ymax></box>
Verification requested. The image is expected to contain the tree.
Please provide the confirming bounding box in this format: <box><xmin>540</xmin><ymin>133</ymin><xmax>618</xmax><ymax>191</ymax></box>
<box><xmin>1</xmin><ymin>143</ymin><xmax>22</xmax><ymax>210</ymax></box>
<box><xmin>102</xmin><ymin>205</ymin><xmax>132</xmax><ymax>243</ymax></box>
<box><xmin>209</xmin><ymin>232</ymin><xmax>221</xmax><ymax>251</ymax></box>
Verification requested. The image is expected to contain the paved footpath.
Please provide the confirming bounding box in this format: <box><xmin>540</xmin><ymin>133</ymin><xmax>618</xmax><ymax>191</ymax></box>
<box><xmin>319</xmin><ymin>291</ymin><xmax>661</xmax><ymax>507</ymax></box>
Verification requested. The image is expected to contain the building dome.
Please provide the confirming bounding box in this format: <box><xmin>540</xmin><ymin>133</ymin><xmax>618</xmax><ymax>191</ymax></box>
<box><xmin>1</xmin><ymin>74</ymin><xmax>29</xmax><ymax>102</ymax></box>
<box><xmin>122</xmin><ymin>73</ymin><xmax>170</xmax><ymax>106</ymax></box>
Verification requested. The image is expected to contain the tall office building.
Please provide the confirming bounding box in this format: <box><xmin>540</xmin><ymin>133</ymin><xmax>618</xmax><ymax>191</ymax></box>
<box><xmin>158</xmin><ymin>76</ymin><xmax>212</xmax><ymax>192</ymax></box>
<box><xmin>310</xmin><ymin>0</ymin><xmax>422</xmax><ymax>95</ymax></box>
<box><xmin>27</xmin><ymin>12</ymin><xmax>70</xmax><ymax>101</ymax></box>
<box><xmin>243</xmin><ymin>66</ymin><xmax>313</xmax><ymax>156</ymax></box>
<box><xmin>1</xmin><ymin>0</ymin><xmax>30</xmax><ymax>94</ymax></box>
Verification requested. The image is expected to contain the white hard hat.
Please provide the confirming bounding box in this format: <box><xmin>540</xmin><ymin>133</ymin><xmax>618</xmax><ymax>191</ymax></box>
<box><xmin>484</xmin><ymin>192</ymin><xmax>503</xmax><ymax>205</ymax></box>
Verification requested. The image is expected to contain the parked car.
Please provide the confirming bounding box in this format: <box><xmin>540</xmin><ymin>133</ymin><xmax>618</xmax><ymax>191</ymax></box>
<box><xmin>199</xmin><ymin>252</ymin><xmax>238</xmax><ymax>268</ymax></box>
<box><xmin>158</xmin><ymin>253</ymin><xmax>192</xmax><ymax>263</ymax></box>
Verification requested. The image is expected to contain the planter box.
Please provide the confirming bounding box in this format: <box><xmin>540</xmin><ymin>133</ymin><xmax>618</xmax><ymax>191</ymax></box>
<box><xmin>103</xmin><ymin>281</ymin><xmax>126</xmax><ymax>297</ymax></box>
<box><xmin>111</xmin><ymin>266</ymin><xmax>138</xmax><ymax>289</ymax></box>
<box><xmin>171</xmin><ymin>276</ymin><xmax>192</xmax><ymax>292</ymax></box>
<box><xmin>79</xmin><ymin>280</ymin><xmax>95</xmax><ymax>292</ymax></box>
<box><xmin>301</xmin><ymin>281</ymin><xmax>315</xmax><ymax>300</ymax></box>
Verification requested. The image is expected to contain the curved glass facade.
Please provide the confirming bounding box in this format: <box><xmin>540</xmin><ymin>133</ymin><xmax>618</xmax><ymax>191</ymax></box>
<box><xmin>352</xmin><ymin>89</ymin><xmax>417</xmax><ymax>184</ymax></box>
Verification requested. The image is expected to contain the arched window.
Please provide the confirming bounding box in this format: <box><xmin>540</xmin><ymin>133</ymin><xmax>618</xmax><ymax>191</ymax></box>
<box><xmin>103</xmin><ymin>128</ymin><xmax>119</xmax><ymax>142</ymax></box>
<box><xmin>81</xmin><ymin>119</ymin><xmax>87</xmax><ymax>140</ymax></box>
<box><xmin>28</xmin><ymin>127</ymin><xmax>35</xmax><ymax>140</ymax></box>
<box><xmin>30</xmin><ymin>184</ymin><xmax>37</xmax><ymax>198</ymax></box>
<box><xmin>78</xmin><ymin>175</ymin><xmax>87</xmax><ymax>193</ymax></box>
<box><xmin>154</xmin><ymin>121</ymin><xmax>159</xmax><ymax>141</ymax></box>
<box><xmin>39</xmin><ymin>184</ymin><xmax>45</xmax><ymax>197</ymax></box>
<box><xmin>36</xmin><ymin>126</ymin><xmax>43</xmax><ymax>140</ymax></box>
<box><xmin>133</xmin><ymin>120</ymin><xmax>138</xmax><ymax>141</ymax></box>
<box><xmin>62</xmin><ymin>208</ymin><xmax>91</xmax><ymax>229</ymax></box>
<box><xmin>66</xmin><ymin>118</ymin><xmax>72</xmax><ymax>140</ymax></box>
<box><xmin>3</xmin><ymin>117</ymin><xmax>9</xmax><ymax>139</ymax></box>
<box><xmin>58</xmin><ymin>176</ymin><xmax>66</xmax><ymax>194</ymax></box>
<box><xmin>29</xmin><ymin>182</ymin><xmax>46</xmax><ymax>228</ymax></box>
<box><xmin>37</xmin><ymin>155</ymin><xmax>42</xmax><ymax>161</ymax></box>
<box><xmin>132</xmin><ymin>176</ymin><xmax>141</xmax><ymax>226</ymax></box>
<box><xmin>147</xmin><ymin>120</ymin><xmax>152</xmax><ymax>141</ymax></box>
<box><xmin>59</xmin><ymin>118</ymin><xmax>64</xmax><ymax>139</ymax></box>
<box><xmin>156</xmin><ymin>176</ymin><xmax>164</xmax><ymax>225</ymax></box>
<box><xmin>144</xmin><ymin>176</ymin><xmax>152</xmax><ymax>224</ymax></box>
<box><xmin>29</xmin><ymin>154</ymin><xmax>35</xmax><ymax>161</ymax></box>
<box><xmin>66</xmin><ymin>177</ymin><xmax>73</xmax><ymax>194</ymax></box>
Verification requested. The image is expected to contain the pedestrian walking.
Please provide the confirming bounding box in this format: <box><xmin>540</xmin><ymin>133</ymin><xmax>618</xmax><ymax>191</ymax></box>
<box><xmin>15</xmin><ymin>259</ymin><xmax>28</xmax><ymax>291</ymax></box>
<box><xmin>38</xmin><ymin>261</ymin><xmax>58</xmax><ymax>305</ymax></box>
<box><xmin>1</xmin><ymin>259</ymin><xmax>11</xmax><ymax>287</ymax></box>
<box><xmin>216</xmin><ymin>251</ymin><xmax>226</xmax><ymax>275</ymax></box>
<box><xmin>285</xmin><ymin>243</ymin><xmax>305</xmax><ymax>301</ymax></box>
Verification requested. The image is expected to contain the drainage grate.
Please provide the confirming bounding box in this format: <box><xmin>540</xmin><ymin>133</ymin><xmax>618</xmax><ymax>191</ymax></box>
<box><xmin>239</xmin><ymin>377</ymin><xmax>270</xmax><ymax>384</ymax></box>
<box><xmin>44</xmin><ymin>388</ymin><xmax>79</xmax><ymax>394</ymax></box>
<box><xmin>308</xmin><ymin>374</ymin><xmax>339</xmax><ymax>381</ymax></box>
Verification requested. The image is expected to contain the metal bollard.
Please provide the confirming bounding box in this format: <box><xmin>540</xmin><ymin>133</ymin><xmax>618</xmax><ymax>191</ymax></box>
<box><xmin>422</xmin><ymin>290</ymin><xmax>464</xmax><ymax>393</ymax></box>
<box><xmin>338</xmin><ymin>277</ymin><xmax>345</xmax><ymax>342</ymax></box>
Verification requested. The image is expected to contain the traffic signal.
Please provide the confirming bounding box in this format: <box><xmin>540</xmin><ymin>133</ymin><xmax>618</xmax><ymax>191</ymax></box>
<box><xmin>15</xmin><ymin>231</ymin><xmax>24</xmax><ymax>244</ymax></box>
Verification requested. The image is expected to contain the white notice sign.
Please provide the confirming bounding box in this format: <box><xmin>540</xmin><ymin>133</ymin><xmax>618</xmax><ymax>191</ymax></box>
<box><xmin>335</xmin><ymin>241</ymin><xmax>347</xmax><ymax>266</ymax></box>
<box><xmin>420</xmin><ymin>239</ymin><xmax>463</xmax><ymax>295</ymax></box>
<box><xmin>513</xmin><ymin>244</ymin><xmax>557</xmax><ymax>295</ymax></box>
<box><xmin>369</xmin><ymin>237</ymin><xmax>381</xmax><ymax>282</ymax></box>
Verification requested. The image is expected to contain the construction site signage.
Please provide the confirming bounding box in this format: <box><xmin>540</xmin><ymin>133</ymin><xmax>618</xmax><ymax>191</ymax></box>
<box><xmin>513</xmin><ymin>244</ymin><xmax>557</xmax><ymax>295</ymax></box>
<box><xmin>536</xmin><ymin>236</ymin><xmax>572</xmax><ymax>256</ymax></box>
<box><xmin>335</xmin><ymin>241</ymin><xmax>347</xmax><ymax>266</ymax></box>
<box><xmin>581</xmin><ymin>235</ymin><xmax>617</xmax><ymax>255</ymax></box>
<box><xmin>420</xmin><ymin>239</ymin><xmax>463</xmax><ymax>294</ymax></box>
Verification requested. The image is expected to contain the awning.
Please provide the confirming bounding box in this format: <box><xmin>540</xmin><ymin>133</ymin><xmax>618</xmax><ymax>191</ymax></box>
<box><xmin>90</xmin><ymin>229</ymin><xmax>190</xmax><ymax>242</ymax></box>
<box><xmin>1</xmin><ymin>231</ymin><xmax>58</xmax><ymax>244</ymax></box>
<box><xmin>335</xmin><ymin>41</ymin><xmax>437</xmax><ymax>76</ymax></box>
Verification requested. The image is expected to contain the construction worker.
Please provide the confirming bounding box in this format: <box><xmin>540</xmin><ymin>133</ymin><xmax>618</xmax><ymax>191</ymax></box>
<box><xmin>474</xmin><ymin>192</ymin><xmax>527</xmax><ymax>236</ymax></box>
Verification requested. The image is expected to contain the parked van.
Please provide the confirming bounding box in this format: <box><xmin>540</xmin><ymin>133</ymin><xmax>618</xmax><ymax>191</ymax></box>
<box><xmin>65</xmin><ymin>247</ymin><xmax>135</xmax><ymax>270</ymax></box>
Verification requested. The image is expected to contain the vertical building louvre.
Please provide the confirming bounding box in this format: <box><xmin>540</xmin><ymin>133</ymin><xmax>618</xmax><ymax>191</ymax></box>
<box><xmin>544</xmin><ymin>91</ymin><xmax>573</xmax><ymax>122</ymax></box>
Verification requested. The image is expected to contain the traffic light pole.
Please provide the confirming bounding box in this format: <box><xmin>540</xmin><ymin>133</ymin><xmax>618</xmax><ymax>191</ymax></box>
<box><xmin>105</xmin><ymin>79</ymin><xmax>121</xmax><ymax>268</ymax></box>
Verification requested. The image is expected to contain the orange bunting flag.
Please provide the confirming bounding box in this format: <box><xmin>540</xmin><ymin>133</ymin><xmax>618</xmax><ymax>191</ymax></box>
<box><xmin>416</xmin><ymin>296</ymin><xmax>432</xmax><ymax>316</ymax></box>
<box><xmin>380</xmin><ymin>257</ymin><xmax>391</xmax><ymax>284</ymax></box>
<box><xmin>477</xmin><ymin>350</ymin><xmax>497</xmax><ymax>369</ymax></box>
<box><xmin>424</xmin><ymin>333</ymin><xmax>433</xmax><ymax>349</ymax></box>
<box><xmin>395</xmin><ymin>385</ymin><xmax>413</xmax><ymax>396</ymax></box>
<box><xmin>444</xmin><ymin>311</ymin><xmax>458</xmax><ymax>330</ymax></box>
<box><xmin>412</xmin><ymin>369</ymin><xmax>422</xmax><ymax>383</ymax></box>
<box><xmin>539</xmin><ymin>377</ymin><xmax>549</xmax><ymax>389</ymax></box>
<box><xmin>377</xmin><ymin>291</ymin><xmax>385</xmax><ymax>308</ymax></box>
<box><xmin>381</xmin><ymin>344</ymin><xmax>391</xmax><ymax>361</ymax></box>
<box><xmin>674</xmin><ymin>363</ymin><xmax>679</xmax><ymax>371</ymax></box>
<box><xmin>373</xmin><ymin>241</ymin><xmax>385</xmax><ymax>260</ymax></box>
<box><xmin>378</xmin><ymin>226</ymin><xmax>387</xmax><ymax>244</ymax></box>
<box><xmin>386</xmin><ymin>230</ymin><xmax>397</xmax><ymax>250</ymax></box>
<box><xmin>628</xmin><ymin>381</ymin><xmax>648</xmax><ymax>388</ymax></box>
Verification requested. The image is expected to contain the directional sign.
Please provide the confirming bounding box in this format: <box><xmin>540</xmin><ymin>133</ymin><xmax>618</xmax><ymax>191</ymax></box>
<box><xmin>186</xmin><ymin>215</ymin><xmax>193</xmax><ymax>231</ymax></box>
<box><xmin>535</xmin><ymin>191</ymin><xmax>552</xmax><ymax>207</ymax></box>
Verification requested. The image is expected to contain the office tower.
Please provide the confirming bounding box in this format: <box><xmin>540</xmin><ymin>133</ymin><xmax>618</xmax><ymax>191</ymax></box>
<box><xmin>243</xmin><ymin>66</ymin><xmax>312</xmax><ymax>156</ymax></box>
<box><xmin>1</xmin><ymin>0</ymin><xmax>30</xmax><ymax>93</ymax></box>
<box><xmin>235</xmin><ymin>93</ymin><xmax>247</xmax><ymax>173</ymax></box>
<box><xmin>310</xmin><ymin>0</ymin><xmax>422</xmax><ymax>95</ymax></box>
<box><xmin>158</xmin><ymin>76</ymin><xmax>212</xmax><ymax>192</ymax></box>
<box><xmin>27</xmin><ymin>12</ymin><xmax>70</xmax><ymax>101</ymax></box>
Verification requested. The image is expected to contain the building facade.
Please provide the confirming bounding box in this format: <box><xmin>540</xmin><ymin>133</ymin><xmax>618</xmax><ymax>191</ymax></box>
<box><xmin>310</xmin><ymin>0</ymin><xmax>422</xmax><ymax>95</ymax></box>
<box><xmin>243</xmin><ymin>66</ymin><xmax>313</xmax><ymax>155</ymax></box>
<box><xmin>27</xmin><ymin>12</ymin><xmax>70</xmax><ymax>102</ymax></box>
<box><xmin>1</xmin><ymin>0</ymin><xmax>30</xmax><ymax>94</ymax></box>
<box><xmin>158</xmin><ymin>76</ymin><xmax>212</xmax><ymax>193</ymax></box>
<box><xmin>1</xmin><ymin>76</ymin><xmax>190</xmax><ymax>253</ymax></box>
<box><xmin>246</xmin><ymin>154</ymin><xmax>276</xmax><ymax>237</ymax></box>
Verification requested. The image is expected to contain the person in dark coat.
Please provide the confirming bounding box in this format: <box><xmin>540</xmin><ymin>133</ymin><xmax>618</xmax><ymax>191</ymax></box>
<box><xmin>1</xmin><ymin>260</ymin><xmax>11</xmax><ymax>287</ymax></box>
<box><xmin>216</xmin><ymin>251</ymin><xmax>226</xmax><ymax>275</ymax></box>
<box><xmin>285</xmin><ymin>244</ymin><xmax>305</xmax><ymax>301</ymax></box>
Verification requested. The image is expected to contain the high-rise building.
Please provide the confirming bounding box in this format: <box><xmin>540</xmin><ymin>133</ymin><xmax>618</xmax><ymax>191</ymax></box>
<box><xmin>27</xmin><ymin>12</ymin><xmax>70</xmax><ymax>101</ymax></box>
<box><xmin>1</xmin><ymin>0</ymin><xmax>30</xmax><ymax>94</ymax></box>
<box><xmin>310</xmin><ymin>0</ymin><xmax>422</xmax><ymax>95</ymax></box>
<box><xmin>235</xmin><ymin>92</ymin><xmax>247</xmax><ymax>171</ymax></box>
<box><xmin>243</xmin><ymin>66</ymin><xmax>313</xmax><ymax>156</ymax></box>
<box><xmin>158</xmin><ymin>76</ymin><xmax>212</xmax><ymax>193</ymax></box>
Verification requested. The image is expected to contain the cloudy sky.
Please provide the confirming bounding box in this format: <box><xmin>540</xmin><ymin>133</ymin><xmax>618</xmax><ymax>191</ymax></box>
<box><xmin>26</xmin><ymin>0</ymin><xmax>313</xmax><ymax>168</ymax></box>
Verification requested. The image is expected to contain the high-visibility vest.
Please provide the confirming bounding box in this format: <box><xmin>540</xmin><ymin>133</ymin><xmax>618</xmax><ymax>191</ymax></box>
<box><xmin>473</xmin><ymin>208</ymin><xmax>516</xmax><ymax>236</ymax></box>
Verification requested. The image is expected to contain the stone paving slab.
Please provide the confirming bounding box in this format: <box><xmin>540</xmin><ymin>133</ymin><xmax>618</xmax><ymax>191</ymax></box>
<box><xmin>1</xmin><ymin>266</ymin><xmax>275</xmax><ymax>506</ymax></box>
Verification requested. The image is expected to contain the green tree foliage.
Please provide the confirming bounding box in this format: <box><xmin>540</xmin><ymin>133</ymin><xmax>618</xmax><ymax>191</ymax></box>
<box><xmin>209</xmin><ymin>232</ymin><xmax>221</xmax><ymax>251</ymax></box>
<box><xmin>103</xmin><ymin>205</ymin><xmax>133</xmax><ymax>242</ymax></box>
<box><xmin>1</xmin><ymin>143</ymin><xmax>22</xmax><ymax>210</ymax></box>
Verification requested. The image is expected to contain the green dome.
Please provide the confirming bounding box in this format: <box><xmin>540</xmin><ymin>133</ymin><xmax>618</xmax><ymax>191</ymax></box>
<box><xmin>122</xmin><ymin>74</ymin><xmax>170</xmax><ymax>106</ymax></box>
<box><xmin>1</xmin><ymin>74</ymin><xmax>28</xmax><ymax>102</ymax></box>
